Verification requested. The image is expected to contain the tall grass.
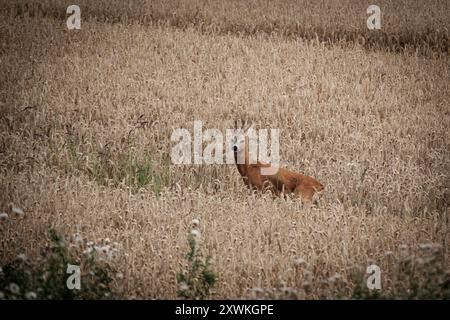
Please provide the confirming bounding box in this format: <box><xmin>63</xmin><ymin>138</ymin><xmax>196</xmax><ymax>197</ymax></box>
<box><xmin>1</xmin><ymin>0</ymin><xmax>449</xmax><ymax>54</ymax></box>
<box><xmin>0</xmin><ymin>1</ymin><xmax>449</xmax><ymax>299</ymax></box>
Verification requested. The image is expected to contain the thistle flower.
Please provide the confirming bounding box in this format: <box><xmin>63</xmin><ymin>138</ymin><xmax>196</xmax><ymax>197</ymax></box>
<box><xmin>9</xmin><ymin>283</ymin><xmax>20</xmax><ymax>295</ymax></box>
<box><xmin>25</xmin><ymin>291</ymin><xmax>37</xmax><ymax>299</ymax></box>
<box><xmin>0</xmin><ymin>212</ymin><xmax>8</xmax><ymax>222</ymax></box>
<box><xmin>83</xmin><ymin>247</ymin><xmax>93</xmax><ymax>255</ymax></box>
<box><xmin>303</xmin><ymin>270</ymin><xmax>313</xmax><ymax>281</ymax></box>
<box><xmin>294</xmin><ymin>257</ymin><xmax>307</xmax><ymax>267</ymax></box>
<box><xmin>101</xmin><ymin>245</ymin><xmax>110</xmax><ymax>254</ymax></box>
<box><xmin>191</xmin><ymin>219</ymin><xmax>200</xmax><ymax>228</ymax></box>
<box><xmin>179</xmin><ymin>282</ymin><xmax>189</xmax><ymax>292</ymax></box>
<box><xmin>191</xmin><ymin>229</ymin><xmax>200</xmax><ymax>238</ymax></box>
<box><xmin>11</xmin><ymin>206</ymin><xmax>25</xmax><ymax>217</ymax></box>
<box><xmin>328</xmin><ymin>273</ymin><xmax>342</xmax><ymax>284</ymax></box>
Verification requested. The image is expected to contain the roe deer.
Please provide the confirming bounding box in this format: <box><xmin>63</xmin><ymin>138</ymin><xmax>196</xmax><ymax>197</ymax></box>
<box><xmin>231</xmin><ymin>120</ymin><xmax>324</xmax><ymax>202</ymax></box>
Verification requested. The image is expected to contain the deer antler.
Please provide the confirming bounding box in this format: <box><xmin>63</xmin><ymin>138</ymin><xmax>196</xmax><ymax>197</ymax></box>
<box><xmin>234</xmin><ymin>118</ymin><xmax>254</xmax><ymax>132</ymax></box>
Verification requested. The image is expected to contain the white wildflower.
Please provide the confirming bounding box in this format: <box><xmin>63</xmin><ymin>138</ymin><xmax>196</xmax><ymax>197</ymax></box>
<box><xmin>25</xmin><ymin>291</ymin><xmax>37</xmax><ymax>299</ymax></box>
<box><xmin>111</xmin><ymin>247</ymin><xmax>120</xmax><ymax>258</ymax></box>
<box><xmin>190</xmin><ymin>229</ymin><xmax>200</xmax><ymax>238</ymax></box>
<box><xmin>9</xmin><ymin>283</ymin><xmax>20</xmax><ymax>295</ymax></box>
<box><xmin>179</xmin><ymin>282</ymin><xmax>189</xmax><ymax>292</ymax></box>
<box><xmin>333</xmin><ymin>273</ymin><xmax>342</xmax><ymax>279</ymax></box>
<box><xmin>0</xmin><ymin>212</ymin><xmax>8</xmax><ymax>222</ymax></box>
<box><xmin>101</xmin><ymin>245</ymin><xmax>110</xmax><ymax>254</ymax></box>
<box><xmin>191</xmin><ymin>219</ymin><xmax>200</xmax><ymax>228</ymax></box>
<box><xmin>328</xmin><ymin>273</ymin><xmax>342</xmax><ymax>284</ymax></box>
<box><xmin>294</xmin><ymin>257</ymin><xmax>307</xmax><ymax>267</ymax></box>
<box><xmin>12</xmin><ymin>206</ymin><xmax>25</xmax><ymax>217</ymax></box>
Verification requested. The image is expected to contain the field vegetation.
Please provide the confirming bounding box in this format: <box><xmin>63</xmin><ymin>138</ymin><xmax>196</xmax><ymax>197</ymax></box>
<box><xmin>0</xmin><ymin>0</ymin><xmax>449</xmax><ymax>299</ymax></box>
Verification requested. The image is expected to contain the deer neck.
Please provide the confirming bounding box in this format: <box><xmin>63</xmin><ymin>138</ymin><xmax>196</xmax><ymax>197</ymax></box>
<box><xmin>234</xmin><ymin>136</ymin><xmax>250</xmax><ymax>176</ymax></box>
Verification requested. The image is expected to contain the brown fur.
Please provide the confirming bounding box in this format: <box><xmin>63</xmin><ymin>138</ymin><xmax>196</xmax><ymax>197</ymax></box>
<box><xmin>234</xmin><ymin>136</ymin><xmax>324</xmax><ymax>202</ymax></box>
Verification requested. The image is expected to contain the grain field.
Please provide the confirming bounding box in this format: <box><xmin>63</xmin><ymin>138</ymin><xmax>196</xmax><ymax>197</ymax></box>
<box><xmin>0</xmin><ymin>1</ymin><xmax>449</xmax><ymax>299</ymax></box>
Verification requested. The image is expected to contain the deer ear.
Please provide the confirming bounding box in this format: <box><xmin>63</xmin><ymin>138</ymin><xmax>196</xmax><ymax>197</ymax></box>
<box><xmin>244</xmin><ymin>122</ymin><xmax>254</xmax><ymax>133</ymax></box>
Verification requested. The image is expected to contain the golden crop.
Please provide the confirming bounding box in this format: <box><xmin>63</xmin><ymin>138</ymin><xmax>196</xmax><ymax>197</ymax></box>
<box><xmin>0</xmin><ymin>0</ymin><xmax>449</xmax><ymax>299</ymax></box>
